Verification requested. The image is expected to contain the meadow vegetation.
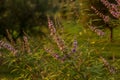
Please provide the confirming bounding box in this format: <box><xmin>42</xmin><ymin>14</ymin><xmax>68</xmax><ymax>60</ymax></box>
<box><xmin>0</xmin><ymin>19</ymin><xmax>120</xmax><ymax>80</ymax></box>
<box><xmin>0</xmin><ymin>0</ymin><xmax>120</xmax><ymax>80</ymax></box>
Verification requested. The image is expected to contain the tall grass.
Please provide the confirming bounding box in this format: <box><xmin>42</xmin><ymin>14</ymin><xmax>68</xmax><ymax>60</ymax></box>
<box><xmin>0</xmin><ymin>18</ymin><xmax>120</xmax><ymax>80</ymax></box>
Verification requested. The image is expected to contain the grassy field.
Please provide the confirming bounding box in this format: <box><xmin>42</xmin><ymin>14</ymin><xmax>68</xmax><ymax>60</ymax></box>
<box><xmin>0</xmin><ymin>21</ymin><xmax>120</xmax><ymax>79</ymax></box>
<box><xmin>63</xmin><ymin>21</ymin><xmax>120</xmax><ymax>57</ymax></box>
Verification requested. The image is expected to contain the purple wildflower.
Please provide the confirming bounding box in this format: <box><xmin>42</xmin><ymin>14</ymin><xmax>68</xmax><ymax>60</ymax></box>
<box><xmin>0</xmin><ymin>40</ymin><xmax>17</xmax><ymax>55</ymax></box>
<box><xmin>91</xmin><ymin>6</ymin><xmax>110</xmax><ymax>22</ymax></box>
<box><xmin>100</xmin><ymin>0</ymin><xmax>120</xmax><ymax>18</ymax></box>
<box><xmin>88</xmin><ymin>25</ymin><xmax>105</xmax><ymax>36</ymax></box>
<box><xmin>71</xmin><ymin>40</ymin><xmax>77</xmax><ymax>53</ymax></box>
<box><xmin>47</xmin><ymin>17</ymin><xmax>66</xmax><ymax>51</ymax></box>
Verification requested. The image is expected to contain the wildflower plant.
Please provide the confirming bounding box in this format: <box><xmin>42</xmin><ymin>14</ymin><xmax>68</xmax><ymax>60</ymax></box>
<box><xmin>0</xmin><ymin>1</ymin><xmax>120</xmax><ymax>80</ymax></box>
<box><xmin>46</xmin><ymin>16</ymin><xmax>78</xmax><ymax>62</ymax></box>
<box><xmin>0</xmin><ymin>15</ymin><xmax>119</xmax><ymax>79</ymax></box>
<box><xmin>0</xmin><ymin>40</ymin><xmax>17</xmax><ymax>55</ymax></box>
<box><xmin>0</xmin><ymin>34</ymin><xmax>44</xmax><ymax>79</ymax></box>
<box><xmin>0</xmin><ymin>19</ymin><xmax>119</xmax><ymax>79</ymax></box>
<box><xmin>42</xmin><ymin>16</ymin><xmax>118</xmax><ymax>80</ymax></box>
<box><xmin>87</xmin><ymin>0</ymin><xmax>120</xmax><ymax>41</ymax></box>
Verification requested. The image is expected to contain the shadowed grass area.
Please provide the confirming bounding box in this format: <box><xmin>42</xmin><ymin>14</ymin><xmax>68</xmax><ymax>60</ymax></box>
<box><xmin>0</xmin><ymin>65</ymin><xmax>16</xmax><ymax>80</ymax></box>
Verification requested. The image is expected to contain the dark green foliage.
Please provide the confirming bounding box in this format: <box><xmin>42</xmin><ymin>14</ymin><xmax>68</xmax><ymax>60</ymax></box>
<box><xmin>0</xmin><ymin>0</ymin><xmax>51</xmax><ymax>42</ymax></box>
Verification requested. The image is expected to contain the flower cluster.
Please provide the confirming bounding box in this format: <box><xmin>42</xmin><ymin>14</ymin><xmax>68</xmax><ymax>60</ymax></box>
<box><xmin>46</xmin><ymin>17</ymin><xmax>78</xmax><ymax>62</ymax></box>
<box><xmin>48</xmin><ymin>17</ymin><xmax>66</xmax><ymax>51</ymax></box>
<box><xmin>44</xmin><ymin>40</ymin><xmax>78</xmax><ymax>62</ymax></box>
<box><xmin>48</xmin><ymin>17</ymin><xmax>56</xmax><ymax>36</ymax></box>
<box><xmin>91</xmin><ymin>6</ymin><xmax>110</xmax><ymax>23</ymax></box>
<box><xmin>115</xmin><ymin>0</ymin><xmax>120</xmax><ymax>6</ymax></box>
<box><xmin>100</xmin><ymin>56</ymin><xmax>116</xmax><ymax>74</ymax></box>
<box><xmin>88</xmin><ymin>25</ymin><xmax>105</xmax><ymax>36</ymax></box>
<box><xmin>44</xmin><ymin>47</ymin><xmax>61</xmax><ymax>60</ymax></box>
<box><xmin>71</xmin><ymin>40</ymin><xmax>77</xmax><ymax>53</ymax></box>
<box><xmin>0</xmin><ymin>40</ymin><xmax>17</xmax><ymax>55</ymax></box>
<box><xmin>100</xmin><ymin>0</ymin><xmax>120</xmax><ymax>18</ymax></box>
<box><xmin>23</xmin><ymin>36</ymin><xmax>31</xmax><ymax>54</ymax></box>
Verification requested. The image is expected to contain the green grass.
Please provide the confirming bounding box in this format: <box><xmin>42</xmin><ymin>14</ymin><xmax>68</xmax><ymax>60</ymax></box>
<box><xmin>0</xmin><ymin>20</ymin><xmax>120</xmax><ymax>79</ymax></box>
<box><xmin>0</xmin><ymin>66</ymin><xmax>15</xmax><ymax>80</ymax></box>
<box><xmin>62</xmin><ymin>20</ymin><xmax>120</xmax><ymax>58</ymax></box>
